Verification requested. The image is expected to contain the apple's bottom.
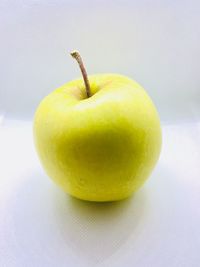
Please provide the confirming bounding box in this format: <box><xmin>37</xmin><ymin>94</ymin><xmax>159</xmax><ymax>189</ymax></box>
<box><xmin>67</xmin><ymin>192</ymin><xmax>134</xmax><ymax>202</ymax></box>
<box><xmin>54</xmin><ymin>181</ymin><xmax>143</xmax><ymax>202</ymax></box>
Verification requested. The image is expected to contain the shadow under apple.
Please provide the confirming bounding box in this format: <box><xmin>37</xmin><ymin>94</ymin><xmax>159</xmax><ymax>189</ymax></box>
<box><xmin>53</xmin><ymin>186</ymin><xmax>148</xmax><ymax>264</ymax></box>
<box><xmin>9</xmin><ymin>171</ymin><xmax>148</xmax><ymax>266</ymax></box>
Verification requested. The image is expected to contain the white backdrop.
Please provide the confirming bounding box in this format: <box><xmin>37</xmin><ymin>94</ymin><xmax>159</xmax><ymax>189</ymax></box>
<box><xmin>0</xmin><ymin>0</ymin><xmax>200</xmax><ymax>122</ymax></box>
<box><xmin>1</xmin><ymin>1</ymin><xmax>200</xmax><ymax>267</ymax></box>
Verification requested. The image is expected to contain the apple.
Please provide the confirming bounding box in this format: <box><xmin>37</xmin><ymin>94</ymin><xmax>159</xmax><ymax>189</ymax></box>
<box><xmin>34</xmin><ymin>51</ymin><xmax>162</xmax><ymax>202</ymax></box>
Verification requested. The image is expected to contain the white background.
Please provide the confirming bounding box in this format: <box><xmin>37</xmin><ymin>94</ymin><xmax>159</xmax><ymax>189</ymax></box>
<box><xmin>1</xmin><ymin>0</ymin><xmax>200</xmax><ymax>122</ymax></box>
<box><xmin>0</xmin><ymin>1</ymin><xmax>200</xmax><ymax>266</ymax></box>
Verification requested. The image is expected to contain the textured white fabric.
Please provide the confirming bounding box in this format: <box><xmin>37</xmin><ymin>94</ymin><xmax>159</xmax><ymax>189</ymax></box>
<box><xmin>0</xmin><ymin>120</ymin><xmax>200</xmax><ymax>267</ymax></box>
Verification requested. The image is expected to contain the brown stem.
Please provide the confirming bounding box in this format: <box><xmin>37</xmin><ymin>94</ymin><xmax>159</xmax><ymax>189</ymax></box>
<box><xmin>70</xmin><ymin>50</ymin><xmax>91</xmax><ymax>98</ymax></box>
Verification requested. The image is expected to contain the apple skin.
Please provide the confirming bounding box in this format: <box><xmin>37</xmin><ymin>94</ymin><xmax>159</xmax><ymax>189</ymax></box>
<box><xmin>34</xmin><ymin>74</ymin><xmax>162</xmax><ymax>202</ymax></box>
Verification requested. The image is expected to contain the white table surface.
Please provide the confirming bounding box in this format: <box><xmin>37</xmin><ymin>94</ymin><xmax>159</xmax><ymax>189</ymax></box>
<box><xmin>0</xmin><ymin>119</ymin><xmax>200</xmax><ymax>267</ymax></box>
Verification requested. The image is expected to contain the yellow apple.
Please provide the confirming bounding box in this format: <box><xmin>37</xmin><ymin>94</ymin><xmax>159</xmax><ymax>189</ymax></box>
<box><xmin>34</xmin><ymin>51</ymin><xmax>162</xmax><ymax>202</ymax></box>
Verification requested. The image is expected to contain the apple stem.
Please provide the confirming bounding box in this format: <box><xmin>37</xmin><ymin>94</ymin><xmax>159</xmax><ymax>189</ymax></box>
<box><xmin>70</xmin><ymin>50</ymin><xmax>91</xmax><ymax>98</ymax></box>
